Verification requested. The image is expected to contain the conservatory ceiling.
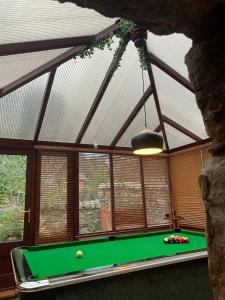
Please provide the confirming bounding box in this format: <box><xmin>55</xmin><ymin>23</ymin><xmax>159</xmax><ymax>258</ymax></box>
<box><xmin>0</xmin><ymin>0</ymin><xmax>209</xmax><ymax>151</ymax></box>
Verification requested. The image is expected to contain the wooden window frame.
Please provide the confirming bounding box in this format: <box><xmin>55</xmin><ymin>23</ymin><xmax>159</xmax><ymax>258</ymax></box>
<box><xmin>35</xmin><ymin>150</ymin><xmax>172</xmax><ymax>242</ymax></box>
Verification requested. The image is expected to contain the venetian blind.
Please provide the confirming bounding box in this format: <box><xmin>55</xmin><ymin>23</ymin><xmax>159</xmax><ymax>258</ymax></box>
<box><xmin>35</xmin><ymin>152</ymin><xmax>76</xmax><ymax>244</ymax></box>
<box><xmin>169</xmin><ymin>147</ymin><xmax>211</xmax><ymax>229</ymax></box>
<box><xmin>79</xmin><ymin>153</ymin><xmax>112</xmax><ymax>234</ymax></box>
<box><xmin>142</xmin><ymin>156</ymin><xmax>171</xmax><ymax>227</ymax></box>
<box><xmin>112</xmin><ymin>155</ymin><xmax>146</xmax><ymax>230</ymax></box>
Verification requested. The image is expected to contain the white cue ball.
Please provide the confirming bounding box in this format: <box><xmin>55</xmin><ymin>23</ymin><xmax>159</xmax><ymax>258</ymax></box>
<box><xmin>76</xmin><ymin>250</ymin><xmax>83</xmax><ymax>258</ymax></box>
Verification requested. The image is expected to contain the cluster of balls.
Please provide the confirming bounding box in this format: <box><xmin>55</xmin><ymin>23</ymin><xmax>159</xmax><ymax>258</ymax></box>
<box><xmin>163</xmin><ymin>235</ymin><xmax>189</xmax><ymax>244</ymax></box>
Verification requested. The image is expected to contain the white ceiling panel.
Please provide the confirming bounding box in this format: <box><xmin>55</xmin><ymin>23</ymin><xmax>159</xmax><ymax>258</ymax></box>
<box><xmin>152</xmin><ymin>66</ymin><xmax>208</xmax><ymax>140</ymax></box>
<box><xmin>0</xmin><ymin>48</ymin><xmax>70</xmax><ymax>89</ymax></box>
<box><xmin>39</xmin><ymin>41</ymin><xmax>118</xmax><ymax>143</ymax></box>
<box><xmin>0</xmin><ymin>0</ymin><xmax>116</xmax><ymax>44</ymax></box>
<box><xmin>147</xmin><ymin>32</ymin><xmax>192</xmax><ymax>79</ymax></box>
<box><xmin>165</xmin><ymin>124</ymin><xmax>195</xmax><ymax>149</ymax></box>
<box><xmin>0</xmin><ymin>73</ymin><xmax>48</xmax><ymax>139</ymax></box>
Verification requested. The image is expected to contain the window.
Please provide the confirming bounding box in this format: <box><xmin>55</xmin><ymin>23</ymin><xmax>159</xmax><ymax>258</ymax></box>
<box><xmin>113</xmin><ymin>155</ymin><xmax>146</xmax><ymax>230</ymax></box>
<box><xmin>36</xmin><ymin>151</ymin><xmax>171</xmax><ymax>243</ymax></box>
<box><xmin>79</xmin><ymin>153</ymin><xmax>112</xmax><ymax>234</ymax></box>
<box><xmin>37</xmin><ymin>153</ymin><xmax>72</xmax><ymax>243</ymax></box>
<box><xmin>0</xmin><ymin>154</ymin><xmax>27</xmax><ymax>243</ymax></box>
<box><xmin>142</xmin><ymin>157</ymin><xmax>171</xmax><ymax>226</ymax></box>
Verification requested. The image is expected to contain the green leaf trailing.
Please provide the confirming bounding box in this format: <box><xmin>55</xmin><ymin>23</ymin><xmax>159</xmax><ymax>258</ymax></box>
<box><xmin>137</xmin><ymin>47</ymin><xmax>151</xmax><ymax>70</ymax></box>
<box><xmin>75</xmin><ymin>19</ymin><xmax>149</xmax><ymax>71</ymax></box>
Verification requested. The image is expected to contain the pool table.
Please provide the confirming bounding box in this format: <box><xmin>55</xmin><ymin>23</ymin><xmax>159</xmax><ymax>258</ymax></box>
<box><xmin>11</xmin><ymin>229</ymin><xmax>210</xmax><ymax>298</ymax></box>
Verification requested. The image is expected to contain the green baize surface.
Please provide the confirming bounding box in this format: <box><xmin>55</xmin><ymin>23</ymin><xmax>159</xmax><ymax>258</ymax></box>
<box><xmin>23</xmin><ymin>230</ymin><xmax>206</xmax><ymax>279</ymax></box>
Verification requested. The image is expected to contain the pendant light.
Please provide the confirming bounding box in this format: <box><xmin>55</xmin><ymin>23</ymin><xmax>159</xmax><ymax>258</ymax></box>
<box><xmin>131</xmin><ymin>66</ymin><xmax>163</xmax><ymax>155</ymax></box>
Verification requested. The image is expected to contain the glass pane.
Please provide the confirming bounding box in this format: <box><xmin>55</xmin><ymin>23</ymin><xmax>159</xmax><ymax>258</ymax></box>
<box><xmin>1</xmin><ymin>0</ymin><xmax>116</xmax><ymax>44</ymax></box>
<box><xmin>39</xmin><ymin>40</ymin><xmax>117</xmax><ymax>143</ymax></box>
<box><xmin>0</xmin><ymin>155</ymin><xmax>27</xmax><ymax>243</ymax></box>
<box><xmin>0</xmin><ymin>73</ymin><xmax>48</xmax><ymax>140</ymax></box>
<box><xmin>79</xmin><ymin>153</ymin><xmax>112</xmax><ymax>234</ymax></box>
<box><xmin>0</xmin><ymin>48</ymin><xmax>70</xmax><ymax>89</ymax></box>
<box><xmin>147</xmin><ymin>32</ymin><xmax>192</xmax><ymax>79</ymax></box>
<box><xmin>165</xmin><ymin>124</ymin><xmax>195</xmax><ymax>149</ymax></box>
<box><xmin>152</xmin><ymin>66</ymin><xmax>208</xmax><ymax>139</ymax></box>
<box><xmin>118</xmin><ymin>96</ymin><xmax>159</xmax><ymax>147</ymax></box>
<box><xmin>82</xmin><ymin>41</ymin><xmax>150</xmax><ymax>146</ymax></box>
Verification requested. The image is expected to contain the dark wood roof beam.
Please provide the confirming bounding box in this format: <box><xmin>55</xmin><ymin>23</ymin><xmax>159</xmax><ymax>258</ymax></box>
<box><xmin>94</xmin><ymin>21</ymin><xmax>119</xmax><ymax>41</ymax></box>
<box><xmin>0</xmin><ymin>22</ymin><xmax>119</xmax><ymax>57</ymax></box>
<box><xmin>33</xmin><ymin>69</ymin><xmax>57</xmax><ymax>142</ymax></box>
<box><xmin>0</xmin><ymin>22</ymin><xmax>119</xmax><ymax>56</ymax></box>
<box><xmin>110</xmin><ymin>85</ymin><xmax>153</xmax><ymax>147</ymax></box>
<box><xmin>154</xmin><ymin>124</ymin><xmax>161</xmax><ymax>132</ymax></box>
<box><xmin>162</xmin><ymin>114</ymin><xmax>202</xmax><ymax>141</ymax></box>
<box><xmin>169</xmin><ymin>138</ymin><xmax>211</xmax><ymax>153</ymax></box>
<box><xmin>0</xmin><ymin>36</ymin><xmax>94</xmax><ymax>56</ymax></box>
<box><xmin>146</xmin><ymin>56</ymin><xmax>169</xmax><ymax>150</ymax></box>
<box><xmin>0</xmin><ymin>22</ymin><xmax>119</xmax><ymax>98</ymax></box>
<box><xmin>148</xmin><ymin>52</ymin><xmax>194</xmax><ymax>93</ymax></box>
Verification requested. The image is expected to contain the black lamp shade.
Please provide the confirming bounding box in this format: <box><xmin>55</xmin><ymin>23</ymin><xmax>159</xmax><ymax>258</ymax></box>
<box><xmin>131</xmin><ymin>129</ymin><xmax>163</xmax><ymax>155</ymax></box>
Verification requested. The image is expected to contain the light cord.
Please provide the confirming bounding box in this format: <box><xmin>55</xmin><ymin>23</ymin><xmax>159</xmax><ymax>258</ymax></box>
<box><xmin>142</xmin><ymin>66</ymin><xmax>147</xmax><ymax>128</ymax></box>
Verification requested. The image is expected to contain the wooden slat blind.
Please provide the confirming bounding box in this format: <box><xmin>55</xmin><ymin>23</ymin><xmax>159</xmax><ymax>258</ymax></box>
<box><xmin>112</xmin><ymin>155</ymin><xmax>145</xmax><ymax>230</ymax></box>
<box><xmin>35</xmin><ymin>151</ymin><xmax>175</xmax><ymax>244</ymax></box>
<box><xmin>142</xmin><ymin>157</ymin><xmax>171</xmax><ymax>226</ymax></box>
<box><xmin>79</xmin><ymin>153</ymin><xmax>112</xmax><ymax>234</ymax></box>
<box><xmin>169</xmin><ymin>147</ymin><xmax>211</xmax><ymax>229</ymax></box>
<box><xmin>35</xmin><ymin>152</ymin><xmax>75</xmax><ymax>244</ymax></box>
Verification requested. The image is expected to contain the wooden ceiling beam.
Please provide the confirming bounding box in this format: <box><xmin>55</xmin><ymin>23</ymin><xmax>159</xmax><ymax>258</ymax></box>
<box><xmin>154</xmin><ymin>124</ymin><xmax>161</xmax><ymax>133</ymax></box>
<box><xmin>162</xmin><ymin>114</ymin><xmax>202</xmax><ymax>141</ymax></box>
<box><xmin>0</xmin><ymin>36</ymin><xmax>94</xmax><ymax>57</ymax></box>
<box><xmin>0</xmin><ymin>22</ymin><xmax>119</xmax><ymax>98</ymax></box>
<box><xmin>0</xmin><ymin>138</ymin><xmax>34</xmax><ymax>150</ymax></box>
<box><xmin>33</xmin><ymin>69</ymin><xmax>57</xmax><ymax>142</ymax></box>
<box><xmin>110</xmin><ymin>85</ymin><xmax>153</xmax><ymax>147</ymax></box>
<box><xmin>169</xmin><ymin>138</ymin><xmax>211</xmax><ymax>154</ymax></box>
<box><xmin>148</xmin><ymin>52</ymin><xmax>194</xmax><ymax>93</ymax></box>
<box><xmin>0</xmin><ymin>22</ymin><xmax>119</xmax><ymax>56</ymax></box>
<box><xmin>146</xmin><ymin>55</ymin><xmax>169</xmax><ymax>150</ymax></box>
<box><xmin>0</xmin><ymin>135</ymin><xmax>211</xmax><ymax>155</ymax></box>
<box><xmin>93</xmin><ymin>21</ymin><xmax>119</xmax><ymax>41</ymax></box>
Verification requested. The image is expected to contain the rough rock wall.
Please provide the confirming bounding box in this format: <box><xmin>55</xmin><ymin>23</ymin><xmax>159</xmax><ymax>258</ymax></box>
<box><xmin>58</xmin><ymin>0</ymin><xmax>225</xmax><ymax>37</ymax></box>
<box><xmin>186</xmin><ymin>33</ymin><xmax>225</xmax><ymax>300</ymax></box>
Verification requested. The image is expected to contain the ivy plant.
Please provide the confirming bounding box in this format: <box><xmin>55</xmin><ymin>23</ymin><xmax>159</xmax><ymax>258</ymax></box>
<box><xmin>75</xmin><ymin>19</ymin><xmax>149</xmax><ymax>72</ymax></box>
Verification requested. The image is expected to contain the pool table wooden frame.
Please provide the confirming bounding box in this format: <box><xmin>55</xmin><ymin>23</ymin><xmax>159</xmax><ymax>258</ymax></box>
<box><xmin>11</xmin><ymin>230</ymin><xmax>208</xmax><ymax>293</ymax></box>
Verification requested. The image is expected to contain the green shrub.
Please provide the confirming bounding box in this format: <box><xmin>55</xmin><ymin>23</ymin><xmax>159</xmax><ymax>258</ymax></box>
<box><xmin>0</xmin><ymin>206</ymin><xmax>23</xmax><ymax>242</ymax></box>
